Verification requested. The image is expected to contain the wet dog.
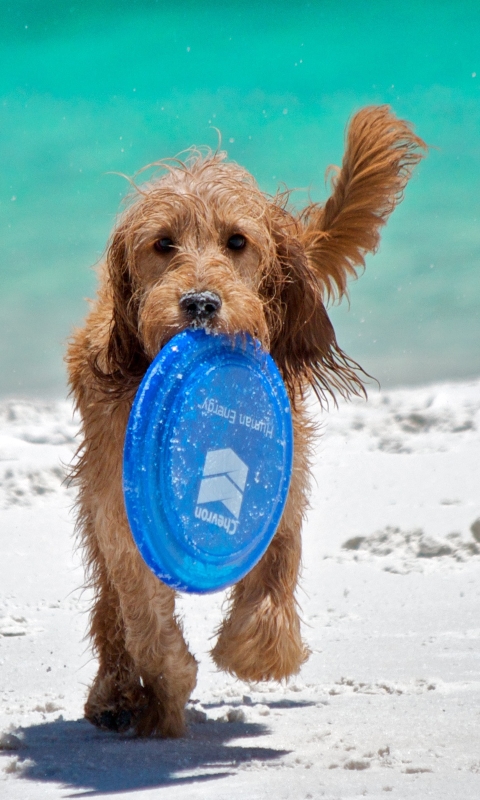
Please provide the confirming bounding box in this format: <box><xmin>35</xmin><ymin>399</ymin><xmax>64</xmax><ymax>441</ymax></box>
<box><xmin>67</xmin><ymin>105</ymin><xmax>425</xmax><ymax>736</ymax></box>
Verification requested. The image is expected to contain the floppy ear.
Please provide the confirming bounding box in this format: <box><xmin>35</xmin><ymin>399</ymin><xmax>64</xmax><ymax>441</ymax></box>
<box><xmin>300</xmin><ymin>105</ymin><xmax>426</xmax><ymax>300</ymax></box>
<box><xmin>89</xmin><ymin>224</ymin><xmax>149</xmax><ymax>397</ymax></box>
<box><xmin>265</xmin><ymin>209</ymin><xmax>365</xmax><ymax>405</ymax></box>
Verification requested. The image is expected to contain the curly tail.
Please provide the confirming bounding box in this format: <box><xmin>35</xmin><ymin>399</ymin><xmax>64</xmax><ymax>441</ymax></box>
<box><xmin>300</xmin><ymin>105</ymin><xmax>427</xmax><ymax>301</ymax></box>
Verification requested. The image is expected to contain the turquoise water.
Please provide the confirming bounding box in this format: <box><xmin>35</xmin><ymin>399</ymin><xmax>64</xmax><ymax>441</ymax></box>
<box><xmin>1</xmin><ymin>0</ymin><xmax>479</xmax><ymax>397</ymax></box>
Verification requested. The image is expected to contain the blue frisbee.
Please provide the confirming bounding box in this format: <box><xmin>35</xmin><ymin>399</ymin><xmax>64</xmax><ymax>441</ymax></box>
<box><xmin>123</xmin><ymin>329</ymin><xmax>293</xmax><ymax>594</ymax></box>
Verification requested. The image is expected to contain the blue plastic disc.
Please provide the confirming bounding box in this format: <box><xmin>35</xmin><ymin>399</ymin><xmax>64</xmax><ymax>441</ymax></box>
<box><xmin>123</xmin><ymin>329</ymin><xmax>293</xmax><ymax>594</ymax></box>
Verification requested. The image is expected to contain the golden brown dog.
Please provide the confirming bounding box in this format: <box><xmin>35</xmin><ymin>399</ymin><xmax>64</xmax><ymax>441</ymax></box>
<box><xmin>67</xmin><ymin>106</ymin><xmax>425</xmax><ymax>737</ymax></box>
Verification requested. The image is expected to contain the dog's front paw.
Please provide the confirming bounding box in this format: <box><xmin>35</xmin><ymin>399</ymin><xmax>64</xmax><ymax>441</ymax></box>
<box><xmin>90</xmin><ymin>708</ymin><xmax>135</xmax><ymax>733</ymax></box>
<box><xmin>211</xmin><ymin>598</ymin><xmax>309</xmax><ymax>682</ymax></box>
<box><xmin>85</xmin><ymin>673</ymin><xmax>147</xmax><ymax>734</ymax></box>
<box><xmin>85</xmin><ymin>673</ymin><xmax>188</xmax><ymax>738</ymax></box>
<box><xmin>132</xmin><ymin>687</ymin><xmax>187</xmax><ymax>738</ymax></box>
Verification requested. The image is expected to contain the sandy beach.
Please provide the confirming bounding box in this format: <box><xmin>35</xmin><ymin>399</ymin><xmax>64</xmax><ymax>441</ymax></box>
<box><xmin>1</xmin><ymin>378</ymin><xmax>479</xmax><ymax>799</ymax></box>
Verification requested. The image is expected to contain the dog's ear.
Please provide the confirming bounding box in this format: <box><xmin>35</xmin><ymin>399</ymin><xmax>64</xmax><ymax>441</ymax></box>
<box><xmin>265</xmin><ymin>208</ymin><xmax>365</xmax><ymax>405</ymax></box>
<box><xmin>300</xmin><ymin>105</ymin><xmax>426</xmax><ymax>300</ymax></box>
<box><xmin>89</xmin><ymin>223</ymin><xmax>149</xmax><ymax>397</ymax></box>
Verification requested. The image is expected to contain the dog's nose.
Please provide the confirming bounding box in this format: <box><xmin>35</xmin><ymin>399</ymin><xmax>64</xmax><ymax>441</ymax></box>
<box><xmin>179</xmin><ymin>291</ymin><xmax>222</xmax><ymax>322</ymax></box>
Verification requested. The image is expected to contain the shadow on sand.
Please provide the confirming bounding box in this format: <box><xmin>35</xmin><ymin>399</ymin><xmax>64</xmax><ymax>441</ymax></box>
<box><xmin>201</xmin><ymin>697</ymin><xmax>316</xmax><ymax>710</ymax></box>
<box><xmin>3</xmin><ymin>716</ymin><xmax>289</xmax><ymax>797</ymax></box>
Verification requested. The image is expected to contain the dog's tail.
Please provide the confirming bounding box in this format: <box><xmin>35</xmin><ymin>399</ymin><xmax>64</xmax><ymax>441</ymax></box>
<box><xmin>300</xmin><ymin>105</ymin><xmax>427</xmax><ymax>301</ymax></box>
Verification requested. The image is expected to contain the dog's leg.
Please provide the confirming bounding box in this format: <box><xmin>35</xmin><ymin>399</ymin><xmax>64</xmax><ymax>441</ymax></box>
<box><xmin>211</xmin><ymin>510</ymin><xmax>308</xmax><ymax>681</ymax></box>
<box><xmin>84</xmin><ymin>539</ymin><xmax>149</xmax><ymax>733</ymax></box>
<box><xmin>93</xmin><ymin>495</ymin><xmax>198</xmax><ymax>738</ymax></box>
<box><xmin>211</xmin><ymin>406</ymin><xmax>311</xmax><ymax>682</ymax></box>
<box><xmin>73</xmin><ymin>391</ymin><xmax>198</xmax><ymax>738</ymax></box>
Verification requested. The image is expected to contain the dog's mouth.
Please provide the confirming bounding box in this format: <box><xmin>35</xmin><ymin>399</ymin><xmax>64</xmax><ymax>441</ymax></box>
<box><xmin>140</xmin><ymin>280</ymin><xmax>270</xmax><ymax>358</ymax></box>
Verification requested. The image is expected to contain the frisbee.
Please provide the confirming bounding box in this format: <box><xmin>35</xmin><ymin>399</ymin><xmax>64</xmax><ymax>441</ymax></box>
<box><xmin>123</xmin><ymin>329</ymin><xmax>293</xmax><ymax>594</ymax></box>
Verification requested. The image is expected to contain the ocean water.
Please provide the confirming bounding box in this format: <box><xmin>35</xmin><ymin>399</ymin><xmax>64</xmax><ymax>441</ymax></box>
<box><xmin>1</xmin><ymin>0</ymin><xmax>479</xmax><ymax>397</ymax></box>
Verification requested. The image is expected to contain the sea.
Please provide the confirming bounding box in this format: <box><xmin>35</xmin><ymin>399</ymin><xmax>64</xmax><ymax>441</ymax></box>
<box><xmin>1</xmin><ymin>0</ymin><xmax>479</xmax><ymax>397</ymax></box>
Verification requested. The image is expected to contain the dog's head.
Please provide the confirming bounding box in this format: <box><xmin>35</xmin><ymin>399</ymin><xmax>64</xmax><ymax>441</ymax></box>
<box><xmin>92</xmin><ymin>107</ymin><xmax>425</xmax><ymax>403</ymax></box>
<box><xmin>99</xmin><ymin>151</ymin><xmax>363</xmax><ymax>403</ymax></box>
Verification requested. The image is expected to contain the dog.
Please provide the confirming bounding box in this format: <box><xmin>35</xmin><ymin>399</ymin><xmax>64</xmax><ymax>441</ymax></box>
<box><xmin>67</xmin><ymin>105</ymin><xmax>425</xmax><ymax>737</ymax></box>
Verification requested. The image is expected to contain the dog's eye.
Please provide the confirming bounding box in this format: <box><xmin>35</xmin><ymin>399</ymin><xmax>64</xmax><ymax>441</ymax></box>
<box><xmin>227</xmin><ymin>234</ymin><xmax>246</xmax><ymax>251</ymax></box>
<box><xmin>154</xmin><ymin>237</ymin><xmax>175</xmax><ymax>254</ymax></box>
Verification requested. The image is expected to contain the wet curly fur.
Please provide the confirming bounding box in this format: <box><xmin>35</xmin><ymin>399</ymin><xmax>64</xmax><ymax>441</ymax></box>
<box><xmin>67</xmin><ymin>106</ymin><xmax>425</xmax><ymax>737</ymax></box>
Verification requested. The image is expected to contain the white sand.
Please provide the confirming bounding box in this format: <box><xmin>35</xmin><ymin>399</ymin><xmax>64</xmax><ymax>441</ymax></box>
<box><xmin>1</xmin><ymin>380</ymin><xmax>480</xmax><ymax>799</ymax></box>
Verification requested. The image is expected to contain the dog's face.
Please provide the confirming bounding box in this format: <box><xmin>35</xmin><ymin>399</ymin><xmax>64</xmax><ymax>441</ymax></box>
<box><xmin>124</xmin><ymin>159</ymin><xmax>279</xmax><ymax>358</ymax></box>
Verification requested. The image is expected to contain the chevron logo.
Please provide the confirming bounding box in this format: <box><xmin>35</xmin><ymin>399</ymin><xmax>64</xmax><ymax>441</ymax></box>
<box><xmin>196</xmin><ymin>448</ymin><xmax>249</xmax><ymax>519</ymax></box>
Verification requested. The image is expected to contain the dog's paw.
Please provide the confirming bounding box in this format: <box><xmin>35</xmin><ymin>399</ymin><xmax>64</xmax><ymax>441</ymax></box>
<box><xmin>85</xmin><ymin>683</ymin><xmax>187</xmax><ymax>738</ymax></box>
<box><xmin>90</xmin><ymin>708</ymin><xmax>135</xmax><ymax>733</ymax></box>
<box><xmin>211</xmin><ymin>601</ymin><xmax>310</xmax><ymax>682</ymax></box>
<box><xmin>133</xmin><ymin>699</ymin><xmax>186</xmax><ymax>738</ymax></box>
<box><xmin>84</xmin><ymin>672</ymin><xmax>148</xmax><ymax>735</ymax></box>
